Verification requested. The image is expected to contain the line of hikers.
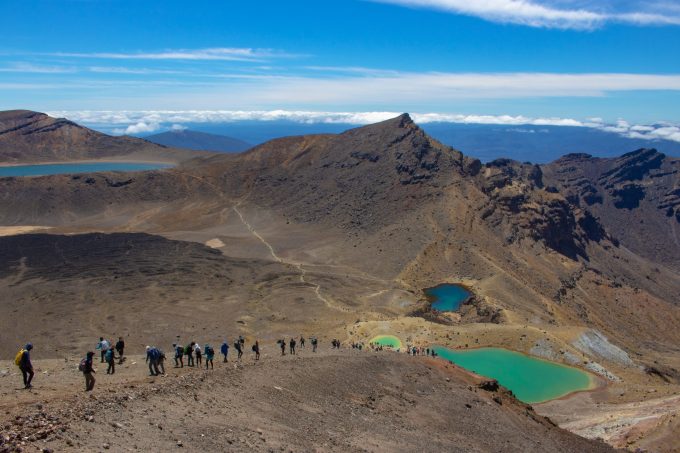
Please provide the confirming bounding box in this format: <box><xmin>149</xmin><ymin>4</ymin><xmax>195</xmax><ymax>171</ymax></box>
<box><xmin>14</xmin><ymin>334</ymin><xmax>429</xmax><ymax>392</ymax></box>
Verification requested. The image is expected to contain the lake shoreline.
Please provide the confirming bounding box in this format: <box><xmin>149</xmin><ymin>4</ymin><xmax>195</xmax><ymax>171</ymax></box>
<box><xmin>0</xmin><ymin>158</ymin><xmax>177</xmax><ymax>168</ymax></box>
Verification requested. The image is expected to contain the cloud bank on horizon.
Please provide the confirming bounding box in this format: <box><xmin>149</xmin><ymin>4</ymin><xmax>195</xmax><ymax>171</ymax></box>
<box><xmin>373</xmin><ymin>0</ymin><xmax>680</xmax><ymax>29</ymax></box>
<box><xmin>47</xmin><ymin>110</ymin><xmax>680</xmax><ymax>144</ymax></box>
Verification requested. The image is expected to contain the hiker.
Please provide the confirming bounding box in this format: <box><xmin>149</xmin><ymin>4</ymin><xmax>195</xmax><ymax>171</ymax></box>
<box><xmin>115</xmin><ymin>337</ymin><xmax>125</xmax><ymax>364</ymax></box>
<box><xmin>185</xmin><ymin>342</ymin><xmax>194</xmax><ymax>367</ymax></box>
<box><xmin>300</xmin><ymin>336</ymin><xmax>306</xmax><ymax>349</ymax></box>
<box><xmin>252</xmin><ymin>340</ymin><xmax>260</xmax><ymax>360</ymax></box>
<box><xmin>16</xmin><ymin>343</ymin><xmax>34</xmax><ymax>389</ymax></box>
<box><xmin>205</xmin><ymin>344</ymin><xmax>214</xmax><ymax>370</ymax></box>
<box><xmin>279</xmin><ymin>339</ymin><xmax>286</xmax><ymax>356</ymax></box>
<box><xmin>311</xmin><ymin>337</ymin><xmax>318</xmax><ymax>352</ymax></box>
<box><xmin>220</xmin><ymin>341</ymin><xmax>229</xmax><ymax>362</ymax></box>
<box><xmin>81</xmin><ymin>351</ymin><xmax>96</xmax><ymax>391</ymax></box>
<box><xmin>96</xmin><ymin>337</ymin><xmax>110</xmax><ymax>363</ymax></box>
<box><xmin>105</xmin><ymin>346</ymin><xmax>116</xmax><ymax>374</ymax></box>
<box><xmin>194</xmin><ymin>343</ymin><xmax>202</xmax><ymax>367</ymax></box>
<box><xmin>158</xmin><ymin>349</ymin><xmax>166</xmax><ymax>375</ymax></box>
<box><xmin>234</xmin><ymin>339</ymin><xmax>243</xmax><ymax>360</ymax></box>
<box><xmin>146</xmin><ymin>346</ymin><xmax>161</xmax><ymax>376</ymax></box>
<box><xmin>174</xmin><ymin>344</ymin><xmax>184</xmax><ymax>368</ymax></box>
<box><xmin>289</xmin><ymin>337</ymin><xmax>296</xmax><ymax>355</ymax></box>
<box><xmin>239</xmin><ymin>335</ymin><xmax>245</xmax><ymax>348</ymax></box>
<box><xmin>426</xmin><ymin>348</ymin><xmax>430</xmax><ymax>356</ymax></box>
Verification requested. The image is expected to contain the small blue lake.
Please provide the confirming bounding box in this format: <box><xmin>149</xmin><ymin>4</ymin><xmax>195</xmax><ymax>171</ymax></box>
<box><xmin>0</xmin><ymin>162</ymin><xmax>172</xmax><ymax>178</ymax></box>
<box><xmin>425</xmin><ymin>283</ymin><xmax>472</xmax><ymax>312</ymax></box>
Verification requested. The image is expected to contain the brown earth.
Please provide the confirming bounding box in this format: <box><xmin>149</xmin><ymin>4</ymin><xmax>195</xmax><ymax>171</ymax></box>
<box><xmin>0</xmin><ymin>349</ymin><xmax>615</xmax><ymax>453</ymax></box>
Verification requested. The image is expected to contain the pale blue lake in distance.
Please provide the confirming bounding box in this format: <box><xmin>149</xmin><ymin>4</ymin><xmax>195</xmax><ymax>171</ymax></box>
<box><xmin>0</xmin><ymin>162</ymin><xmax>172</xmax><ymax>178</ymax></box>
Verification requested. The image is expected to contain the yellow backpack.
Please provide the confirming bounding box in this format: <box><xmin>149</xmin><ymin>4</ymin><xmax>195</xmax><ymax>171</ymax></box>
<box><xmin>14</xmin><ymin>349</ymin><xmax>25</xmax><ymax>367</ymax></box>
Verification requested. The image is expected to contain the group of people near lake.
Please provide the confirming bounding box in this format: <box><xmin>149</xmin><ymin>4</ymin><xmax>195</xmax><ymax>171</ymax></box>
<box><xmin>14</xmin><ymin>334</ymin><xmax>431</xmax><ymax>392</ymax></box>
<box><xmin>407</xmin><ymin>345</ymin><xmax>437</xmax><ymax>357</ymax></box>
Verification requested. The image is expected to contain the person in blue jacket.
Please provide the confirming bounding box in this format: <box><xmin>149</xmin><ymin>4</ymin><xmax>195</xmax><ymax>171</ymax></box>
<box><xmin>145</xmin><ymin>346</ymin><xmax>161</xmax><ymax>376</ymax></box>
<box><xmin>220</xmin><ymin>341</ymin><xmax>229</xmax><ymax>362</ymax></box>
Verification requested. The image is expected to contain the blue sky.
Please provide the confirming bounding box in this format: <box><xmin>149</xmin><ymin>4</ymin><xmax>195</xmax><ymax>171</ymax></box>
<box><xmin>1</xmin><ymin>0</ymin><xmax>680</xmax><ymax>141</ymax></box>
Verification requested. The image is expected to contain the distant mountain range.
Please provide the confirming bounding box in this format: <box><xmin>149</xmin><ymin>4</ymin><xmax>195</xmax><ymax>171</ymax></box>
<box><xmin>150</xmin><ymin>121</ymin><xmax>680</xmax><ymax>164</ymax></box>
<box><xmin>145</xmin><ymin>129</ymin><xmax>251</xmax><ymax>153</ymax></box>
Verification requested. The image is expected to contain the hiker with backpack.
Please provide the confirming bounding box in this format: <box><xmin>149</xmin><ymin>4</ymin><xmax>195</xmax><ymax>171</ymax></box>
<box><xmin>300</xmin><ymin>336</ymin><xmax>306</xmax><ymax>349</ymax></box>
<box><xmin>311</xmin><ymin>337</ymin><xmax>318</xmax><ymax>352</ymax></box>
<box><xmin>289</xmin><ymin>337</ymin><xmax>296</xmax><ymax>355</ymax></box>
<box><xmin>96</xmin><ymin>337</ymin><xmax>110</xmax><ymax>363</ymax></box>
<box><xmin>174</xmin><ymin>344</ymin><xmax>184</xmax><ymax>367</ymax></box>
<box><xmin>220</xmin><ymin>341</ymin><xmax>229</xmax><ymax>362</ymax></box>
<box><xmin>115</xmin><ymin>337</ymin><xmax>125</xmax><ymax>364</ymax></box>
<box><xmin>146</xmin><ymin>346</ymin><xmax>161</xmax><ymax>376</ymax></box>
<box><xmin>15</xmin><ymin>343</ymin><xmax>34</xmax><ymax>389</ymax></box>
<box><xmin>279</xmin><ymin>339</ymin><xmax>286</xmax><ymax>356</ymax></box>
<box><xmin>105</xmin><ymin>347</ymin><xmax>116</xmax><ymax>374</ymax></box>
<box><xmin>204</xmin><ymin>344</ymin><xmax>214</xmax><ymax>370</ymax></box>
<box><xmin>252</xmin><ymin>340</ymin><xmax>260</xmax><ymax>361</ymax></box>
<box><xmin>234</xmin><ymin>339</ymin><xmax>243</xmax><ymax>360</ymax></box>
<box><xmin>185</xmin><ymin>342</ymin><xmax>194</xmax><ymax>367</ymax></box>
<box><xmin>194</xmin><ymin>343</ymin><xmax>202</xmax><ymax>366</ymax></box>
<box><xmin>80</xmin><ymin>351</ymin><xmax>96</xmax><ymax>391</ymax></box>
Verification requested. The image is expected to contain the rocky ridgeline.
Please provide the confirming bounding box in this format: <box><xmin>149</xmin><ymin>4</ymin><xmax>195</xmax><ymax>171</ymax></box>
<box><xmin>477</xmin><ymin>158</ymin><xmax>613</xmax><ymax>259</ymax></box>
<box><xmin>542</xmin><ymin>149</ymin><xmax>680</xmax><ymax>268</ymax></box>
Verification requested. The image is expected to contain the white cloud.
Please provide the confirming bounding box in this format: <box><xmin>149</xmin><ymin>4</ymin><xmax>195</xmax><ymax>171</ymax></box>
<box><xmin>6</xmin><ymin>71</ymin><xmax>680</xmax><ymax>106</ymax></box>
<box><xmin>48</xmin><ymin>109</ymin><xmax>680</xmax><ymax>144</ymax></box>
<box><xmin>0</xmin><ymin>62</ymin><xmax>75</xmax><ymax>73</ymax></box>
<box><xmin>88</xmin><ymin>66</ymin><xmax>185</xmax><ymax>75</ymax></box>
<box><xmin>115</xmin><ymin>121</ymin><xmax>161</xmax><ymax>135</ymax></box>
<box><xmin>373</xmin><ymin>0</ymin><xmax>680</xmax><ymax>29</ymax></box>
<box><xmin>49</xmin><ymin>47</ymin><xmax>300</xmax><ymax>62</ymax></box>
<box><xmin>221</xmin><ymin>72</ymin><xmax>680</xmax><ymax>105</ymax></box>
<box><xmin>170</xmin><ymin>124</ymin><xmax>187</xmax><ymax>131</ymax></box>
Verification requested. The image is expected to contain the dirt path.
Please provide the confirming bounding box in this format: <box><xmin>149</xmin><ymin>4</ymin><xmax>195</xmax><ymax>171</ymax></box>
<box><xmin>232</xmin><ymin>204</ymin><xmax>350</xmax><ymax>313</ymax></box>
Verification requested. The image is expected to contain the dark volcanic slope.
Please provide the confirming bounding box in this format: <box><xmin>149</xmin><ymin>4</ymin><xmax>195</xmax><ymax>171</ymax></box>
<box><xmin>0</xmin><ymin>233</ymin><xmax>292</xmax><ymax>357</ymax></box>
<box><xmin>0</xmin><ymin>110</ymin><xmax>207</xmax><ymax>163</ymax></box>
<box><xmin>542</xmin><ymin>150</ymin><xmax>680</xmax><ymax>270</ymax></box>
<box><xmin>145</xmin><ymin>129</ymin><xmax>252</xmax><ymax>152</ymax></box>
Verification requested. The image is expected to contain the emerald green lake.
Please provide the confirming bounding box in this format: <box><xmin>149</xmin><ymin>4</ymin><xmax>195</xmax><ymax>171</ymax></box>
<box><xmin>432</xmin><ymin>346</ymin><xmax>594</xmax><ymax>403</ymax></box>
<box><xmin>425</xmin><ymin>283</ymin><xmax>471</xmax><ymax>311</ymax></box>
<box><xmin>0</xmin><ymin>162</ymin><xmax>172</xmax><ymax>178</ymax></box>
<box><xmin>370</xmin><ymin>335</ymin><xmax>402</xmax><ymax>349</ymax></box>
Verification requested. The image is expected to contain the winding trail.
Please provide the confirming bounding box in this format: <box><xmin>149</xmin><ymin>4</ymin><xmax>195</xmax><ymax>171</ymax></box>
<box><xmin>232</xmin><ymin>204</ymin><xmax>347</xmax><ymax>312</ymax></box>
<box><xmin>174</xmin><ymin>170</ymin><xmax>384</xmax><ymax>313</ymax></box>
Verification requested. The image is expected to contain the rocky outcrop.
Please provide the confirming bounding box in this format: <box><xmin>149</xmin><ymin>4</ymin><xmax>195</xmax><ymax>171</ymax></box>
<box><xmin>477</xmin><ymin>158</ymin><xmax>613</xmax><ymax>259</ymax></box>
<box><xmin>543</xmin><ymin>149</ymin><xmax>680</xmax><ymax>269</ymax></box>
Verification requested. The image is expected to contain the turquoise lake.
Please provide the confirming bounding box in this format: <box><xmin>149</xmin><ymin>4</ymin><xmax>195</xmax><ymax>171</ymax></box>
<box><xmin>0</xmin><ymin>162</ymin><xmax>172</xmax><ymax>178</ymax></box>
<box><xmin>432</xmin><ymin>346</ymin><xmax>594</xmax><ymax>403</ymax></box>
<box><xmin>425</xmin><ymin>284</ymin><xmax>472</xmax><ymax>311</ymax></box>
<box><xmin>370</xmin><ymin>335</ymin><xmax>402</xmax><ymax>349</ymax></box>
